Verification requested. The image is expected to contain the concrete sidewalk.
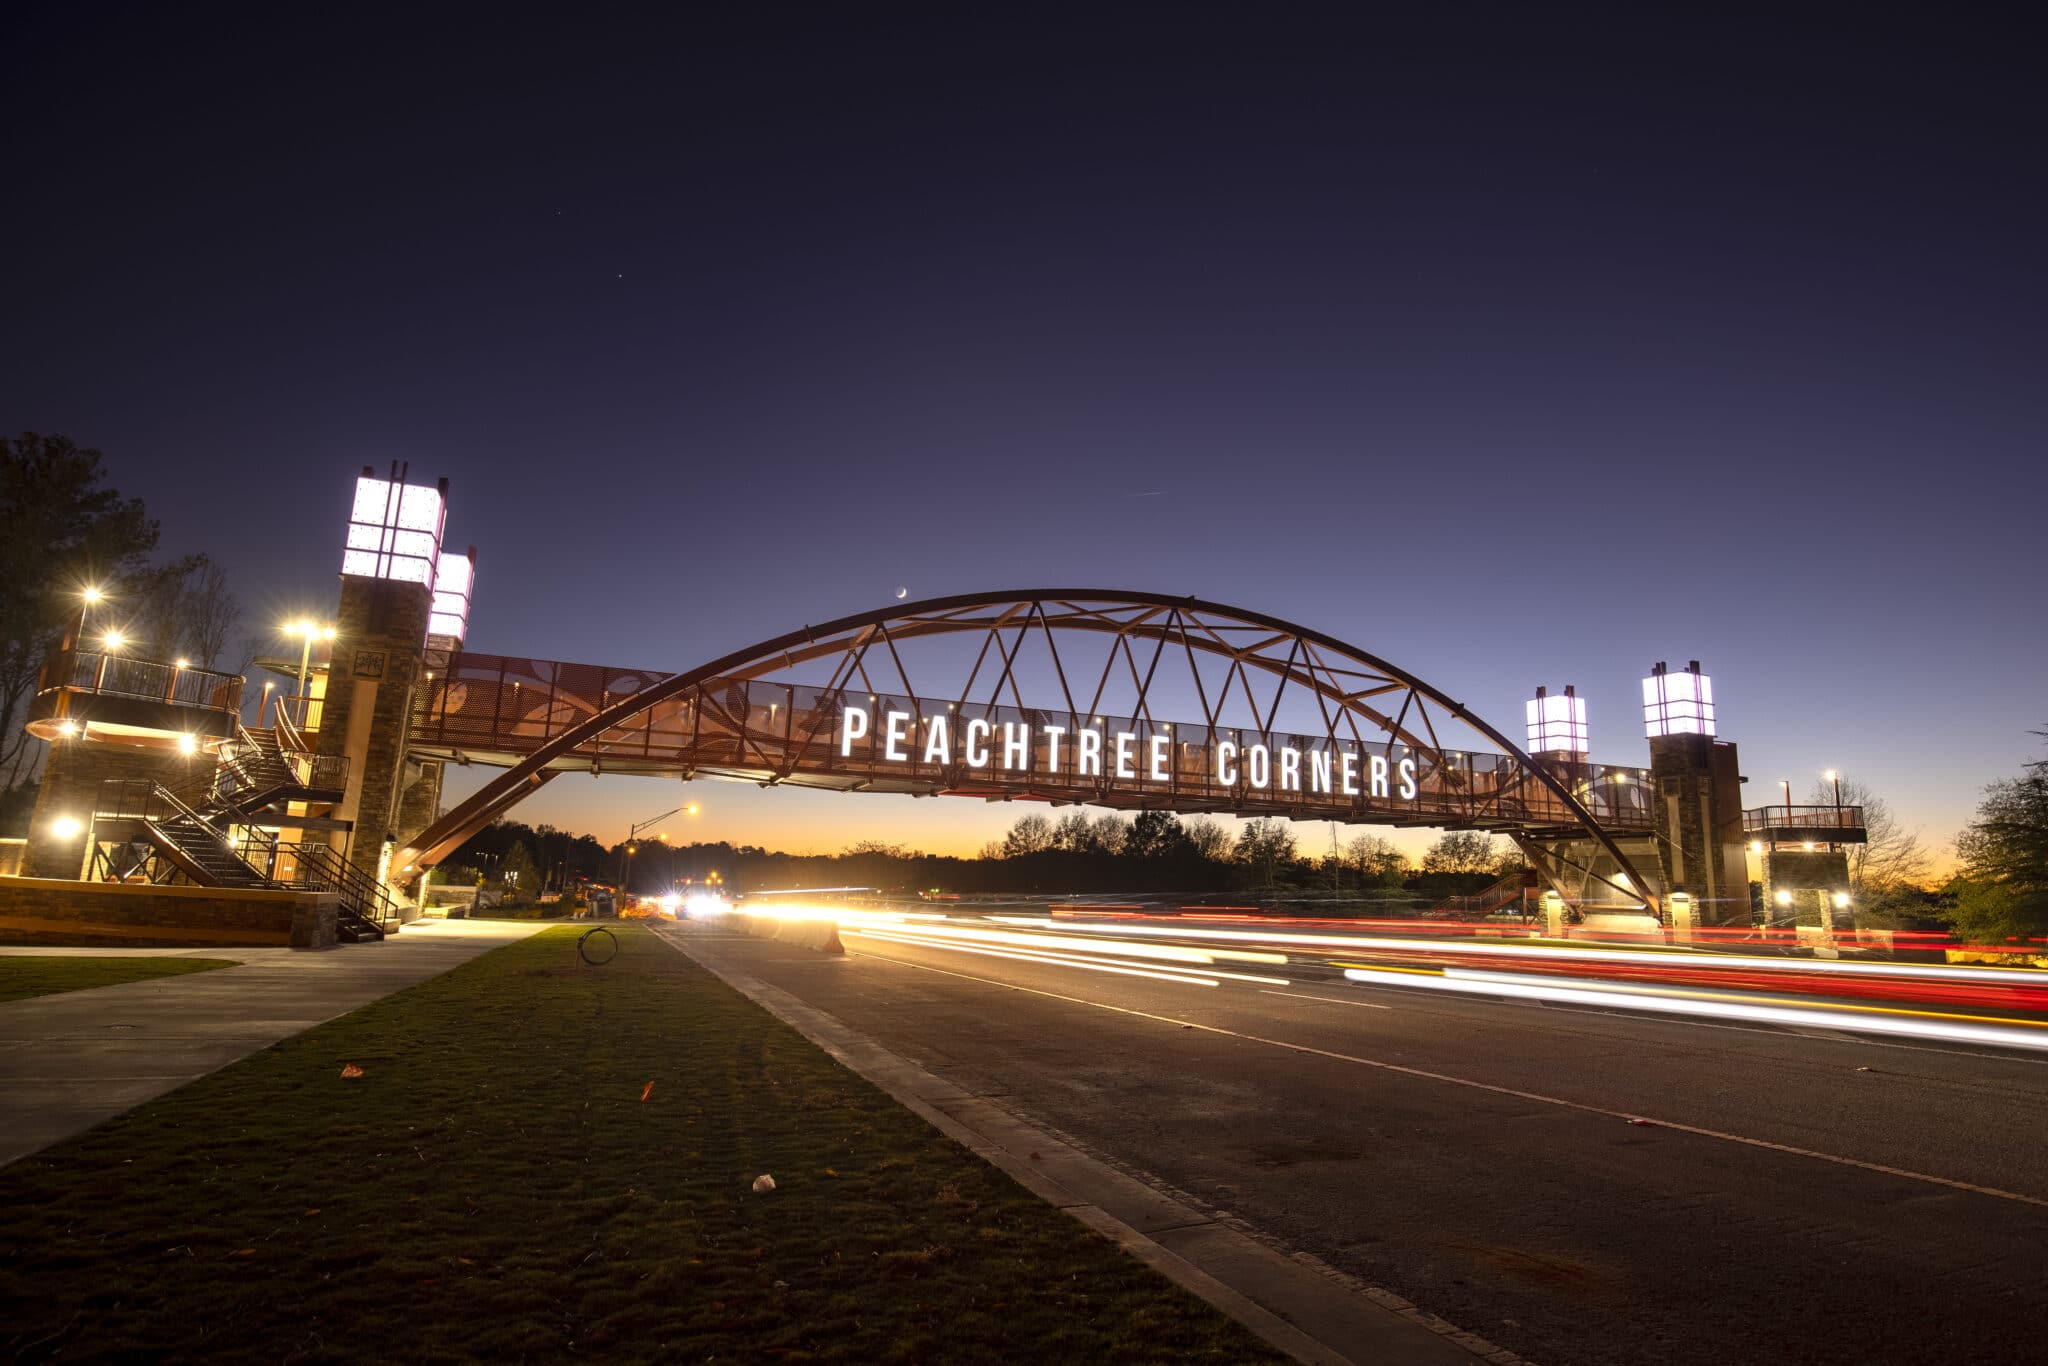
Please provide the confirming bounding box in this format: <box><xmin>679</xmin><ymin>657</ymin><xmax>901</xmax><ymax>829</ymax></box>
<box><xmin>0</xmin><ymin>920</ymin><xmax>549</xmax><ymax>1168</ymax></box>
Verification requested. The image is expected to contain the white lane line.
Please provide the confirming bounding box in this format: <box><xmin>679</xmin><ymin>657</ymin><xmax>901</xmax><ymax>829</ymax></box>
<box><xmin>1262</xmin><ymin>989</ymin><xmax>1391</xmax><ymax>1010</ymax></box>
<box><xmin>854</xmin><ymin>948</ymin><xmax>2048</xmax><ymax>1211</ymax></box>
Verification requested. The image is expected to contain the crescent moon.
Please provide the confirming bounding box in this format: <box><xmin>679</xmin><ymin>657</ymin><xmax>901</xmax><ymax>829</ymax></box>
<box><xmin>895</xmin><ymin>587</ymin><xmax>908</xmax><ymax>599</ymax></box>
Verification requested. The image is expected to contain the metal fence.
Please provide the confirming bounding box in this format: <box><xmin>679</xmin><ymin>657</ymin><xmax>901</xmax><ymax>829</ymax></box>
<box><xmin>39</xmin><ymin>649</ymin><xmax>243</xmax><ymax>713</ymax></box>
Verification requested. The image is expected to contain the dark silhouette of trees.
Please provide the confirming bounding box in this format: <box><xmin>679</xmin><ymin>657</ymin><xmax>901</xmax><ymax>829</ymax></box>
<box><xmin>1949</xmin><ymin>731</ymin><xmax>2048</xmax><ymax>943</ymax></box>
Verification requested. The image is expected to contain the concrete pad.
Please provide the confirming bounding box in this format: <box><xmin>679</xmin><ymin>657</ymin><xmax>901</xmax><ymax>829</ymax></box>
<box><xmin>0</xmin><ymin>919</ymin><xmax>549</xmax><ymax>1168</ymax></box>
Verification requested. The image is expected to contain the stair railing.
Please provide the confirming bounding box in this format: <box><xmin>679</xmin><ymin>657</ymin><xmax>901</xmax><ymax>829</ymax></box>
<box><xmin>274</xmin><ymin>842</ymin><xmax>403</xmax><ymax>931</ymax></box>
<box><xmin>93</xmin><ymin>777</ymin><xmax>275</xmax><ymax>883</ymax></box>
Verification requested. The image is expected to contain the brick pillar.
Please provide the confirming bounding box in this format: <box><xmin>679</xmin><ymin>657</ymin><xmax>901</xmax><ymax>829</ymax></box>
<box><xmin>1761</xmin><ymin>847</ymin><xmax>1852</xmax><ymax>932</ymax></box>
<box><xmin>394</xmin><ymin>759</ymin><xmax>444</xmax><ymax>849</ymax></box>
<box><xmin>317</xmin><ymin>576</ymin><xmax>433</xmax><ymax>879</ymax></box>
<box><xmin>23</xmin><ymin>740</ymin><xmax>210</xmax><ymax>880</ymax></box>
<box><xmin>1647</xmin><ymin>734</ymin><xmax>1751</xmax><ymax>926</ymax></box>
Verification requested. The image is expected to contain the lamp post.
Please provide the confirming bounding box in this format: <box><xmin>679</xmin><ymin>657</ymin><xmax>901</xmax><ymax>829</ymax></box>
<box><xmin>618</xmin><ymin>803</ymin><xmax>699</xmax><ymax>894</ymax></box>
<box><xmin>74</xmin><ymin>585</ymin><xmax>105</xmax><ymax>649</ymax></box>
<box><xmin>94</xmin><ymin>629</ymin><xmax>125</xmax><ymax>692</ymax></box>
<box><xmin>283</xmin><ymin>621</ymin><xmax>337</xmax><ymax>721</ymax></box>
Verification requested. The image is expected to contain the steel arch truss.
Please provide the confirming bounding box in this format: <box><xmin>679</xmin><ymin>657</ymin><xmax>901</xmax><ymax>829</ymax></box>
<box><xmin>401</xmin><ymin>591</ymin><xmax>1656</xmax><ymax>905</ymax></box>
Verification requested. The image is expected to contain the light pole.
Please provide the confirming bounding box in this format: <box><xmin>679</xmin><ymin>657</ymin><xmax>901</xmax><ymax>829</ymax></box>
<box><xmin>94</xmin><ymin>629</ymin><xmax>125</xmax><ymax>692</ymax></box>
<box><xmin>618</xmin><ymin>803</ymin><xmax>700</xmax><ymax>893</ymax></box>
<box><xmin>74</xmin><ymin>585</ymin><xmax>105</xmax><ymax>649</ymax></box>
<box><xmin>283</xmin><ymin>621</ymin><xmax>337</xmax><ymax>713</ymax></box>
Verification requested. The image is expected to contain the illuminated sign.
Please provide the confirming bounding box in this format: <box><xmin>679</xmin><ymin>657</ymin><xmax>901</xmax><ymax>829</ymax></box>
<box><xmin>836</xmin><ymin>704</ymin><xmax>1420</xmax><ymax>800</ymax></box>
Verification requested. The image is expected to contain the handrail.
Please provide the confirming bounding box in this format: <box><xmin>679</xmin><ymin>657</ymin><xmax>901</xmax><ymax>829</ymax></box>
<box><xmin>38</xmin><ymin>648</ymin><xmax>244</xmax><ymax>713</ymax></box>
<box><xmin>94</xmin><ymin>777</ymin><xmax>275</xmax><ymax>881</ymax></box>
<box><xmin>276</xmin><ymin>842</ymin><xmax>403</xmax><ymax>929</ymax></box>
<box><xmin>1435</xmin><ymin>872</ymin><xmax>1534</xmax><ymax>919</ymax></box>
<box><xmin>1743</xmin><ymin>805</ymin><xmax>1866</xmax><ymax>832</ymax></box>
<box><xmin>274</xmin><ymin>699</ymin><xmax>311</xmax><ymax>754</ymax></box>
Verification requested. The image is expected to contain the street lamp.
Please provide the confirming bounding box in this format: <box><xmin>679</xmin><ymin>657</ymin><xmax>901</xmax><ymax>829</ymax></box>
<box><xmin>74</xmin><ymin>585</ymin><xmax>105</xmax><ymax>647</ymax></box>
<box><xmin>283</xmin><ymin>620</ymin><xmax>337</xmax><ymax>705</ymax></box>
<box><xmin>94</xmin><ymin>630</ymin><xmax>125</xmax><ymax>692</ymax></box>
<box><xmin>619</xmin><ymin>804</ymin><xmax>696</xmax><ymax>892</ymax></box>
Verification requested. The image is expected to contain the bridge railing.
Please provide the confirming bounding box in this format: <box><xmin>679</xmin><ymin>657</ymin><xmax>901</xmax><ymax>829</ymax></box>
<box><xmin>411</xmin><ymin>651</ymin><xmax>1656</xmax><ymax>832</ymax></box>
<box><xmin>1744</xmin><ymin>805</ymin><xmax>1867</xmax><ymax>834</ymax></box>
<box><xmin>38</xmin><ymin>648</ymin><xmax>243</xmax><ymax>714</ymax></box>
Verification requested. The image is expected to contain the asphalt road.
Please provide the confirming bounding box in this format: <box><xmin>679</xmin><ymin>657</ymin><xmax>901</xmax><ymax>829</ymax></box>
<box><xmin>671</xmin><ymin>920</ymin><xmax>2048</xmax><ymax>1366</ymax></box>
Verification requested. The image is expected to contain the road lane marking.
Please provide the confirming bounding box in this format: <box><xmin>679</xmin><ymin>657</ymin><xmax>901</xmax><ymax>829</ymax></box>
<box><xmin>1261</xmin><ymin>990</ymin><xmax>1391</xmax><ymax>1010</ymax></box>
<box><xmin>855</xmin><ymin>947</ymin><xmax>2048</xmax><ymax>1211</ymax></box>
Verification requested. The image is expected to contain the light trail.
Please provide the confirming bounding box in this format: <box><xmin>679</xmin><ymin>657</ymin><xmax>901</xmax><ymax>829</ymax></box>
<box><xmin>1342</xmin><ymin>966</ymin><xmax>2048</xmax><ymax>1052</ymax></box>
<box><xmin>852</xmin><ymin>927</ymin><xmax>1291</xmax><ymax>986</ymax></box>
<box><xmin>987</xmin><ymin>916</ymin><xmax>2047</xmax><ymax>989</ymax></box>
<box><xmin>846</xmin><ymin>930</ymin><xmax>1224</xmax><ymax>987</ymax></box>
<box><xmin>842</xmin><ymin>921</ymin><xmax>1287</xmax><ymax>967</ymax></box>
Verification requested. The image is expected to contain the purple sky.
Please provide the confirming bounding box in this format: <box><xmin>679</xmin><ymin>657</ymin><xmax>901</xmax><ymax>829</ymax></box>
<box><xmin>8</xmin><ymin>11</ymin><xmax>2043</xmax><ymax>860</ymax></box>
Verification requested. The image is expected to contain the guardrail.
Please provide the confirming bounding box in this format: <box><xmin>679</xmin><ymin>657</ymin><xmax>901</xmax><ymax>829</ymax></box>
<box><xmin>1743</xmin><ymin>805</ymin><xmax>1866</xmax><ymax>833</ymax></box>
<box><xmin>38</xmin><ymin>649</ymin><xmax>243</xmax><ymax>713</ymax></box>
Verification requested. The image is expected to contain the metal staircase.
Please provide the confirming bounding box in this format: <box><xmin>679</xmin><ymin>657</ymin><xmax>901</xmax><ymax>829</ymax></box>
<box><xmin>87</xmin><ymin>728</ymin><xmax>398</xmax><ymax>942</ymax></box>
<box><xmin>1431</xmin><ymin>871</ymin><xmax>1535</xmax><ymax>921</ymax></box>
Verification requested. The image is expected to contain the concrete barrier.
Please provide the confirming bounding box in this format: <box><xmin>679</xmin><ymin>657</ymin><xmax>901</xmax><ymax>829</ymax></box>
<box><xmin>720</xmin><ymin>909</ymin><xmax>844</xmax><ymax>955</ymax></box>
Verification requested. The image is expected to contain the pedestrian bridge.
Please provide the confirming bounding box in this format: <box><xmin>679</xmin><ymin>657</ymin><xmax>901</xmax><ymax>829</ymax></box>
<box><xmin>399</xmin><ymin>592</ymin><xmax>1658</xmax><ymax>884</ymax></box>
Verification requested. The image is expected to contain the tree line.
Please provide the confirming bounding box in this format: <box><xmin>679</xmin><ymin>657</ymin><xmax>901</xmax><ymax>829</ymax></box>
<box><xmin>2</xmin><ymin>434</ymin><xmax>249</xmax><ymax>835</ymax></box>
<box><xmin>446</xmin><ymin>809</ymin><xmax>1527</xmax><ymax>903</ymax></box>
<box><xmin>449</xmin><ymin>735</ymin><xmax>2048</xmax><ymax>946</ymax></box>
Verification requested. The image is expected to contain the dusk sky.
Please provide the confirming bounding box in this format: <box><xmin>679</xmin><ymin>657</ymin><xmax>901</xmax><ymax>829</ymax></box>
<box><xmin>8</xmin><ymin>11</ymin><xmax>2042</xmax><ymax>859</ymax></box>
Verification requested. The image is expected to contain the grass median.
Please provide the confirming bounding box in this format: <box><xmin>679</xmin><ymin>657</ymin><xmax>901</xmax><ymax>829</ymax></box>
<box><xmin>0</xmin><ymin>924</ymin><xmax>1285</xmax><ymax>1363</ymax></box>
<box><xmin>0</xmin><ymin>956</ymin><xmax>234</xmax><ymax>1003</ymax></box>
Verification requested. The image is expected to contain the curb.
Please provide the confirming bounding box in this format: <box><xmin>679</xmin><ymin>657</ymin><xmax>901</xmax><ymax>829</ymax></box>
<box><xmin>658</xmin><ymin>925</ymin><xmax>1526</xmax><ymax>1366</ymax></box>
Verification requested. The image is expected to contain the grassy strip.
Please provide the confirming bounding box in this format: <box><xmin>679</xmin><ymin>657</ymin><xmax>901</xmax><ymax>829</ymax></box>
<box><xmin>0</xmin><ymin>925</ymin><xmax>1285</xmax><ymax>1364</ymax></box>
<box><xmin>0</xmin><ymin>956</ymin><xmax>234</xmax><ymax>1003</ymax></box>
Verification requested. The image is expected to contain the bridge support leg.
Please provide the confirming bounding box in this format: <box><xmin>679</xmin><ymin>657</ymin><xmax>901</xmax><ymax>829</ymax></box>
<box><xmin>317</xmin><ymin>575</ymin><xmax>435</xmax><ymax>882</ymax></box>
<box><xmin>1647</xmin><ymin>734</ymin><xmax>1750</xmax><ymax>927</ymax></box>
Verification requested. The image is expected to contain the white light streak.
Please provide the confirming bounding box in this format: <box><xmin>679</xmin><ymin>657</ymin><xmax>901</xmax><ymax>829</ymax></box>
<box><xmin>849</xmin><ymin>930</ymin><xmax>1220</xmax><ymax>987</ymax></box>
<box><xmin>1344</xmin><ymin>967</ymin><xmax>2048</xmax><ymax>1052</ymax></box>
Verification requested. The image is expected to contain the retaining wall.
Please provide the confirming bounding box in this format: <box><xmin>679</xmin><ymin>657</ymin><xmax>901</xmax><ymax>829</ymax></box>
<box><xmin>0</xmin><ymin>877</ymin><xmax>338</xmax><ymax>948</ymax></box>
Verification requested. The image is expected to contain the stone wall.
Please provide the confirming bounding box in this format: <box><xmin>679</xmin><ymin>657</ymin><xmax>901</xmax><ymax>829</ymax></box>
<box><xmin>1761</xmin><ymin>847</ymin><xmax>1852</xmax><ymax>929</ymax></box>
<box><xmin>0</xmin><ymin>877</ymin><xmax>337</xmax><ymax>948</ymax></box>
<box><xmin>394</xmin><ymin>758</ymin><xmax>444</xmax><ymax>847</ymax></box>
<box><xmin>317</xmin><ymin>575</ymin><xmax>434</xmax><ymax>878</ymax></box>
<box><xmin>1647</xmin><ymin>734</ymin><xmax>1751</xmax><ymax>925</ymax></box>
<box><xmin>23</xmin><ymin>740</ymin><xmax>210</xmax><ymax>880</ymax></box>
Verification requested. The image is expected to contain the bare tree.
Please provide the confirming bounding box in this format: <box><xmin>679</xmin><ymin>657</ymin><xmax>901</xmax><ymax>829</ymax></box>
<box><xmin>1183</xmin><ymin>816</ymin><xmax>1230</xmax><ymax>862</ymax></box>
<box><xmin>1000</xmin><ymin>813</ymin><xmax>1055</xmax><ymax>856</ymax></box>
<box><xmin>1421</xmin><ymin>830</ymin><xmax>1496</xmax><ymax>875</ymax></box>
<box><xmin>182</xmin><ymin>556</ymin><xmax>241</xmax><ymax>668</ymax></box>
<box><xmin>1806</xmin><ymin>775</ymin><xmax>1931</xmax><ymax>901</ymax></box>
<box><xmin>1344</xmin><ymin>832</ymin><xmax>1409</xmax><ymax>885</ymax></box>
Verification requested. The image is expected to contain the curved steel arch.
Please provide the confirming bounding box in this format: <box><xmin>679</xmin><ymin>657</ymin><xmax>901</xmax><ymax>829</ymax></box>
<box><xmin>400</xmin><ymin>590</ymin><xmax>1655</xmax><ymax>907</ymax></box>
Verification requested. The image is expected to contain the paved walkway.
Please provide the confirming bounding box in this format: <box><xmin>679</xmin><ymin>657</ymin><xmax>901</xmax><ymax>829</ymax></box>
<box><xmin>0</xmin><ymin>920</ymin><xmax>549</xmax><ymax>1168</ymax></box>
